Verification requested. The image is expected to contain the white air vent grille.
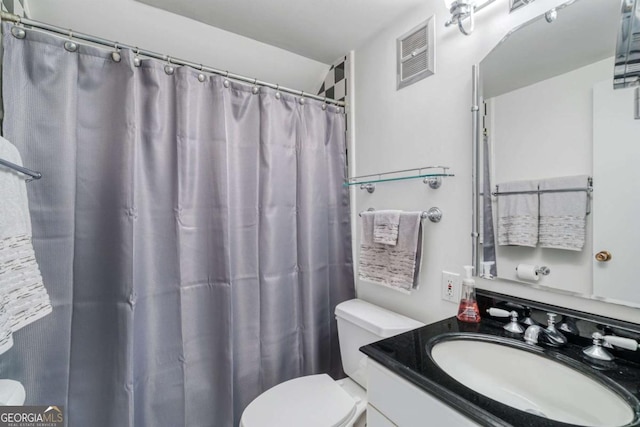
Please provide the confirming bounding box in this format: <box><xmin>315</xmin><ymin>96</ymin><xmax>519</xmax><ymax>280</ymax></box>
<box><xmin>402</xmin><ymin>27</ymin><xmax>427</xmax><ymax>58</ymax></box>
<box><xmin>397</xmin><ymin>16</ymin><xmax>435</xmax><ymax>90</ymax></box>
<box><xmin>402</xmin><ymin>51</ymin><xmax>428</xmax><ymax>80</ymax></box>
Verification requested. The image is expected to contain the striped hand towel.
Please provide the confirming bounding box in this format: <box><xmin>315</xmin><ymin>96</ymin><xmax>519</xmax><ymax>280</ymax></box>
<box><xmin>539</xmin><ymin>175</ymin><xmax>589</xmax><ymax>251</ymax></box>
<box><xmin>359</xmin><ymin>211</ymin><xmax>423</xmax><ymax>293</ymax></box>
<box><xmin>0</xmin><ymin>136</ymin><xmax>52</xmax><ymax>334</ymax></box>
<box><xmin>497</xmin><ymin>180</ymin><xmax>539</xmax><ymax>247</ymax></box>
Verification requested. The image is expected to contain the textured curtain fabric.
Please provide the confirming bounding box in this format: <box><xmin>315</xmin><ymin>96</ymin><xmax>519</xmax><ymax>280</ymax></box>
<box><xmin>1</xmin><ymin>23</ymin><xmax>354</xmax><ymax>426</ymax></box>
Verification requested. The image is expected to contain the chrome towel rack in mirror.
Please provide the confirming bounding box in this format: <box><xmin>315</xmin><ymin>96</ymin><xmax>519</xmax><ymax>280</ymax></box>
<box><xmin>491</xmin><ymin>177</ymin><xmax>593</xmax><ymax>214</ymax></box>
<box><xmin>345</xmin><ymin>166</ymin><xmax>454</xmax><ymax>193</ymax></box>
<box><xmin>0</xmin><ymin>157</ymin><xmax>42</xmax><ymax>181</ymax></box>
<box><xmin>359</xmin><ymin>207</ymin><xmax>443</xmax><ymax>223</ymax></box>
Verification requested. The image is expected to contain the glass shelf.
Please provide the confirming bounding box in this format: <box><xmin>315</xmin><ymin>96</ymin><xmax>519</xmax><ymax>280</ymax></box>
<box><xmin>344</xmin><ymin>172</ymin><xmax>455</xmax><ymax>187</ymax></box>
<box><xmin>344</xmin><ymin>166</ymin><xmax>454</xmax><ymax>192</ymax></box>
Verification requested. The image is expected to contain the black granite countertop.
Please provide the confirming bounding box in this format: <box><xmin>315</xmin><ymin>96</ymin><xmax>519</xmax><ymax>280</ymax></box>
<box><xmin>360</xmin><ymin>291</ymin><xmax>640</xmax><ymax>427</ymax></box>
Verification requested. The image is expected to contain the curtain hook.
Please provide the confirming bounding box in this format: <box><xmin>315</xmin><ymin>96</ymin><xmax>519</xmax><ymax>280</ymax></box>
<box><xmin>252</xmin><ymin>78</ymin><xmax>259</xmax><ymax>94</ymax></box>
<box><xmin>197</xmin><ymin>64</ymin><xmax>206</xmax><ymax>82</ymax></box>
<box><xmin>10</xmin><ymin>24</ymin><xmax>26</xmax><ymax>39</ymax></box>
<box><xmin>111</xmin><ymin>42</ymin><xmax>122</xmax><ymax>63</ymax></box>
<box><xmin>133</xmin><ymin>47</ymin><xmax>142</xmax><ymax>67</ymax></box>
<box><xmin>322</xmin><ymin>97</ymin><xmax>328</xmax><ymax>110</ymax></box>
<box><xmin>164</xmin><ymin>56</ymin><xmax>175</xmax><ymax>75</ymax></box>
<box><xmin>275</xmin><ymin>84</ymin><xmax>281</xmax><ymax>100</ymax></box>
<box><xmin>64</xmin><ymin>29</ymin><xmax>78</xmax><ymax>52</ymax></box>
<box><xmin>223</xmin><ymin>71</ymin><xmax>230</xmax><ymax>88</ymax></box>
<box><xmin>299</xmin><ymin>91</ymin><xmax>305</xmax><ymax>105</ymax></box>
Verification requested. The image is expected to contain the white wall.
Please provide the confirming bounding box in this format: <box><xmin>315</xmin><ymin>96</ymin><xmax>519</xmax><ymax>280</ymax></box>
<box><xmin>353</xmin><ymin>0</ymin><xmax>640</xmax><ymax>324</ymax></box>
<box><xmin>27</xmin><ymin>0</ymin><xmax>329</xmax><ymax>94</ymax></box>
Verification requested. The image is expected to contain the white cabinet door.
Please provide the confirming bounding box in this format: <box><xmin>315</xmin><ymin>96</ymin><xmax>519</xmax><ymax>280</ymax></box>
<box><xmin>367</xmin><ymin>361</ymin><xmax>480</xmax><ymax>427</ymax></box>
<box><xmin>367</xmin><ymin>404</ymin><xmax>397</xmax><ymax>427</ymax></box>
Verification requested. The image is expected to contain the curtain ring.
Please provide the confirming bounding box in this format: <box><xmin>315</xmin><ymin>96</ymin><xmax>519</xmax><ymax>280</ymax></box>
<box><xmin>322</xmin><ymin>97</ymin><xmax>328</xmax><ymax>110</ymax></box>
<box><xmin>133</xmin><ymin>47</ymin><xmax>142</xmax><ymax>67</ymax></box>
<box><xmin>164</xmin><ymin>56</ymin><xmax>175</xmax><ymax>75</ymax></box>
<box><xmin>299</xmin><ymin>91</ymin><xmax>305</xmax><ymax>105</ymax></box>
<box><xmin>252</xmin><ymin>78</ymin><xmax>259</xmax><ymax>94</ymax></box>
<box><xmin>111</xmin><ymin>42</ymin><xmax>122</xmax><ymax>63</ymax></box>
<box><xmin>10</xmin><ymin>25</ymin><xmax>26</xmax><ymax>39</ymax></box>
<box><xmin>275</xmin><ymin>84</ymin><xmax>281</xmax><ymax>100</ymax></box>
<box><xmin>197</xmin><ymin>64</ymin><xmax>206</xmax><ymax>82</ymax></box>
<box><xmin>225</xmin><ymin>71</ymin><xmax>229</xmax><ymax>78</ymax></box>
<box><xmin>223</xmin><ymin>71</ymin><xmax>230</xmax><ymax>88</ymax></box>
<box><xmin>64</xmin><ymin>30</ymin><xmax>78</xmax><ymax>52</ymax></box>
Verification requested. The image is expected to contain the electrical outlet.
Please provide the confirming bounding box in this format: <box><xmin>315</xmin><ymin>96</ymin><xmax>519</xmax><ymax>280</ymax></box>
<box><xmin>441</xmin><ymin>271</ymin><xmax>460</xmax><ymax>303</ymax></box>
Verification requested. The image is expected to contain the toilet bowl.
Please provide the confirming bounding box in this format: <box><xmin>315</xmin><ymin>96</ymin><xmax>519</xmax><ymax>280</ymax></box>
<box><xmin>239</xmin><ymin>299</ymin><xmax>423</xmax><ymax>427</ymax></box>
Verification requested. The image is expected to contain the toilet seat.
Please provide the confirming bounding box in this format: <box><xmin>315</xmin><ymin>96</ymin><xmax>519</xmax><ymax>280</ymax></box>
<box><xmin>240</xmin><ymin>374</ymin><xmax>358</xmax><ymax>427</ymax></box>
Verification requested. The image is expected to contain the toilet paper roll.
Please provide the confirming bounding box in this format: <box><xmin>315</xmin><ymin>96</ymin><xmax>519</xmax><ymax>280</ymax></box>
<box><xmin>516</xmin><ymin>264</ymin><xmax>540</xmax><ymax>281</ymax></box>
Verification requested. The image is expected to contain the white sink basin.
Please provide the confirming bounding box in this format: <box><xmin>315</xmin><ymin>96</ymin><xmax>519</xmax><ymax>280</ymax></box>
<box><xmin>430</xmin><ymin>336</ymin><xmax>637</xmax><ymax>427</ymax></box>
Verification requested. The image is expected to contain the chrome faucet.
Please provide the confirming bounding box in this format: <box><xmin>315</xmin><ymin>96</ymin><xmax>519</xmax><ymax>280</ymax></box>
<box><xmin>524</xmin><ymin>313</ymin><xmax>567</xmax><ymax>347</ymax></box>
<box><xmin>583</xmin><ymin>332</ymin><xmax>639</xmax><ymax>361</ymax></box>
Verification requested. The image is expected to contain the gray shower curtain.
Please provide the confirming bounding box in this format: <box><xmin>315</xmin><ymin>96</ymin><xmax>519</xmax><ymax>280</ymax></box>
<box><xmin>1</xmin><ymin>23</ymin><xmax>354</xmax><ymax>426</ymax></box>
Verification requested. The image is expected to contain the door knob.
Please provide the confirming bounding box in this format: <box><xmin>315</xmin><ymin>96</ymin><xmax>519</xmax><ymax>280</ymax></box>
<box><xmin>595</xmin><ymin>251</ymin><xmax>612</xmax><ymax>262</ymax></box>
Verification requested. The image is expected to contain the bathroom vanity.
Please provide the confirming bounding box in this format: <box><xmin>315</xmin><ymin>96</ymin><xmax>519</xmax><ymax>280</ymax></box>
<box><xmin>361</xmin><ymin>290</ymin><xmax>640</xmax><ymax>427</ymax></box>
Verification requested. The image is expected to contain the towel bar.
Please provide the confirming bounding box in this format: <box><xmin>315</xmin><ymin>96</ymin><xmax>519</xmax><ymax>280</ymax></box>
<box><xmin>0</xmin><ymin>157</ymin><xmax>42</xmax><ymax>181</ymax></box>
<box><xmin>359</xmin><ymin>207</ymin><xmax>442</xmax><ymax>223</ymax></box>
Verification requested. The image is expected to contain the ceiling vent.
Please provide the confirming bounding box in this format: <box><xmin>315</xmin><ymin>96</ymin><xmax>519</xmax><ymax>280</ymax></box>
<box><xmin>397</xmin><ymin>16</ymin><xmax>435</xmax><ymax>90</ymax></box>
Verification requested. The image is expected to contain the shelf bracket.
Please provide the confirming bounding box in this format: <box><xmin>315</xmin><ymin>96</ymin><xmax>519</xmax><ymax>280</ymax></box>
<box><xmin>360</xmin><ymin>183</ymin><xmax>376</xmax><ymax>193</ymax></box>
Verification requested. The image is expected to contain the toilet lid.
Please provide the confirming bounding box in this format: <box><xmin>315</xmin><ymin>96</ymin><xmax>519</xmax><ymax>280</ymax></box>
<box><xmin>241</xmin><ymin>374</ymin><xmax>357</xmax><ymax>427</ymax></box>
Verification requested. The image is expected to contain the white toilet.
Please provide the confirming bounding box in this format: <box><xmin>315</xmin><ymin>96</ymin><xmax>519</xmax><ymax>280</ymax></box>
<box><xmin>240</xmin><ymin>299</ymin><xmax>424</xmax><ymax>427</ymax></box>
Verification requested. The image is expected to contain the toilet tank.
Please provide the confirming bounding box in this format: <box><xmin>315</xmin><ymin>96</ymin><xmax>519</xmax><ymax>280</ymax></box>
<box><xmin>335</xmin><ymin>299</ymin><xmax>424</xmax><ymax>389</ymax></box>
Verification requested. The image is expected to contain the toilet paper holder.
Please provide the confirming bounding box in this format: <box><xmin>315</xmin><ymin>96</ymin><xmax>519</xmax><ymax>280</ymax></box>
<box><xmin>516</xmin><ymin>265</ymin><xmax>551</xmax><ymax>276</ymax></box>
<box><xmin>535</xmin><ymin>266</ymin><xmax>550</xmax><ymax>276</ymax></box>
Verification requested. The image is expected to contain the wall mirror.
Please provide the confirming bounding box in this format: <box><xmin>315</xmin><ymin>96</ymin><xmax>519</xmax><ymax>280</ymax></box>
<box><xmin>473</xmin><ymin>0</ymin><xmax>640</xmax><ymax>308</ymax></box>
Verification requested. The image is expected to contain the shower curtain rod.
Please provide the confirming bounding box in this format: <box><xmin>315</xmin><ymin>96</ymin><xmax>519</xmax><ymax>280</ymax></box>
<box><xmin>0</xmin><ymin>12</ymin><xmax>346</xmax><ymax>107</ymax></box>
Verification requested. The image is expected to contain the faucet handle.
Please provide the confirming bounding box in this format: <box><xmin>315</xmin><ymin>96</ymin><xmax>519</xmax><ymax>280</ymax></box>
<box><xmin>603</xmin><ymin>335</ymin><xmax>638</xmax><ymax>352</ymax></box>
<box><xmin>583</xmin><ymin>332</ymin><xmax>614</xmax><ymax>361</ymax></box>
<box><xmin>486</xmin><ymin>308</ymin><xmax>510</xmax><ymax>318</ymax></box>
<box><xmin>487</xmin><ymin>308</ymin><xmax>524</xmax><ymax>334</ymax></box>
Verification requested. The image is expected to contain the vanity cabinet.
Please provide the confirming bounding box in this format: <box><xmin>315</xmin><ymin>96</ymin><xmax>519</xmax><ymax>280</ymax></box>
<box><xmin>366</xmin><ymin>360</ymin><xmax>479</xmax><ymax>427</ymax></box>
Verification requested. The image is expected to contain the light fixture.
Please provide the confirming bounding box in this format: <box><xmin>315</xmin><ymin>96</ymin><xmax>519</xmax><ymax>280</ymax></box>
<box><xmin>444</xmin><ymin>0</ymin><xmax>495</xmax><ymax>36</ymax></box>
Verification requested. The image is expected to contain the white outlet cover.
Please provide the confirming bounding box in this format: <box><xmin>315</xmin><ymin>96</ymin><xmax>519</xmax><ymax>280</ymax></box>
<box><xmin>441</xmin><ymin>271</ymin><xmax>461</xmax><ymax>303</ymax></box>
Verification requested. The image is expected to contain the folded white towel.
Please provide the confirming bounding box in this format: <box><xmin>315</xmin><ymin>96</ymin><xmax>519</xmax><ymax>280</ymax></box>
<box><xmin>359</xmin><ymin>211</ymin><xmax>423</xmax><ymax>293</ymax></box>
<box><xmin>539</xmin><ymin>175</ymin><xmax>589</xmax><ymax>251</ymax></box>
<box><xmin>0</xmin><ymin>136</ymin><xmax>52</xmax><ymax>333</ymax></box>
<box><xmin>373</xmin><ymin>210</ymin><xmax>401</xmax><ymax>246</ymax></box>
<box><xmin>497</xmin><ymin>180</ymin><xmax>539</xmax><ymax>247</ymax></box>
